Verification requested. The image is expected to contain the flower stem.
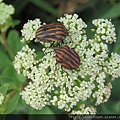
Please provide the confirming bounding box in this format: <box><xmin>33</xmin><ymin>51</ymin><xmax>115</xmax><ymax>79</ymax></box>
<box><xmin>1</xmin><ymin>31</ymin><xmax>15</xmax><ymax>58</ymax></box>
<box><xmin>6</xmin><ymin>90</ymin><xmax>18</xmax><ymax>100</ymax></box>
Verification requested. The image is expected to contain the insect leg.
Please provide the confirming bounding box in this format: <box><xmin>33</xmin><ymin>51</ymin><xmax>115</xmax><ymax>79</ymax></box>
<box><xmin>55</xmin><ymin>41</ymin><xmax>63</xmax><ymax>48</ymax></box>
<box><xmin>43</xmin><ymin>41</ymin><xmax>55</xmax><ymax>52</ymax></box>
<box><xmin>53</xmin><ymin>62</ymin><xmax>58</xmax><ymax>75</ymax></box>
<box><xmin>61</xmin><ymin>67</ymin><xmax>68</xmax><ymax>75</ymax></box>
<box><xmin>49</xmin><ymin>41</ymin><xmax>55</xmax><ymax>48</ymax></box>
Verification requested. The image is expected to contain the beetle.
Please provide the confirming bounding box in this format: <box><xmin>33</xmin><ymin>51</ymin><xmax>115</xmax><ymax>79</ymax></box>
<box><xmin>54</xmin><ymin>46</ymin><xmax>80</xmax><ymax>70</ymax></box>
<box><xmin>35</xmin><ymin>21</ymin><xmax>69</xmax><ymax>47</ymax></box>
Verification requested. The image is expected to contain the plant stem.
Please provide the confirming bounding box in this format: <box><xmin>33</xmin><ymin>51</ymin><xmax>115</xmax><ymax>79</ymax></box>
<box><xmin>6</xmin><ymin>90</ymin><xmax>18</xmax><ymax>100</ymax></box>
<box><xmin>1</xmin><ymin>31</ymin><xmax>15</xmax><ymax>58</ymax></box>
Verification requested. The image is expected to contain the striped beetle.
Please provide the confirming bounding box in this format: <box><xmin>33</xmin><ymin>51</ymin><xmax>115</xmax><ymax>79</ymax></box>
<box><xmin>54</xmin><ymin>45</ymin><xmax>80</xmax><ymax>70</ymax></box>
<box><xmin>35</xmin><ymin>22</ymin><xmax>68</xmax><ymax>47</ymax></box>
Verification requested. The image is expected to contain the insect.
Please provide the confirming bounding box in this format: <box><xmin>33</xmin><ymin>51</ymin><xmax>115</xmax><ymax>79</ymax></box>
<box><xmin>35</xmin><ymin>22</ymin><xmax>68</xmax><ymax>47</ymax></box>
<box><xmin>54</xmin><ymin>46</ymin><xmax>80</xmax><ymax>70</ymax></box>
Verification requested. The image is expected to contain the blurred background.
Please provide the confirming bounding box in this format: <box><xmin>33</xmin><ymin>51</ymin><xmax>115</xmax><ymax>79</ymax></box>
<box><xmin>1</xmin><ymin>0</ymin><xmax>120</xmax><ymax>118</ymax></box>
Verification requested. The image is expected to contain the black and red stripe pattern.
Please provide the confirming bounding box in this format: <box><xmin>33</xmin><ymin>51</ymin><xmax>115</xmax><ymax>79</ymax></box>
<box><xmin>35</xmin><ymin>22</ymin><xmax>68</xmax><ymax>43</ymax></box>
<box><xmin>54</xmin><ymin>46</ymin><xmax>80</xmax><ymax>70</ymax></box>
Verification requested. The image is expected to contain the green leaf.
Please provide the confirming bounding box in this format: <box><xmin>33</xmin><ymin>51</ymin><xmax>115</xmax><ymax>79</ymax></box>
<box><xmin>2</xmin><ymin>63</ymin><xmax>26</xmax><ymax>83</ymax></box>
<box><xmin>36</xmin><ymin>51</ymin><xmax>44</xmax><ymax>59</ymax></box>
<box><xmin>0</xmin><ymin>76</ymin><xmax>13</xmax><ymax>85</ymax></box>
<box><xmin>102</xmin><ymin>3</ymin><xmax>120</xmax><ymax>19</ymax></box>
<box><xmin>0</xmin><ymin>49</ymin><xmax>11</xmax><ymax>69</ymax></box>
<box><xmin>5</xmin><ymin>92</ymin><xmax>20</xmax><ymax>114</ymax></box>
<box><xmin>29</xmin><ymin>106</ymin><xmax>56</xmax><ymax>120</ymax></box>
<box><xmin>15</xmin><ymin>73</ymin><xmax>26</xmax><ymax>83</ymax></box>
<box><xmin>98</xmin><ymin>103</ymin><xmax>112</xmax><ymax>114</ymax></box>
<box><xmin>2</xmin><ymin>65</ymin><xmax>16</xmax><ymax>78</ymax></box>
<box><xmin>7</xmin><ymin>30</ymin><xmax>23</xmax><ymax>54</ymax></box>
<box><xmin>115</xmin><ymin>45</ymin><xmax>120</xmax><ymax>54</ymax></box>
<box><xmin>113</xmin><ymin>24</ymin><xmax>120</xmax><ymax>53</ymax></box>
<box><xmin>11</xmin><ymin>19</ymin><xmax>20</xmax><ymax>28</ymax></box>
<box><xmin>29</xmin><ymin>0</ymin><xmax>57</xmax><ymax>16</ymax></box>
<box><xmin>111</xmin><ymin>78</ymin><xmax>120</xmax><ymax>99</ymax></box>
<box><xmin>111</xmin><ymin>101</ymin><xmax>120</xmax><ymax>113</ymax></box>
<box><xmin>30</xmin><ymin>106</ymin><xmax>55</xmax><ymax>114</ymax></box>
<box><xmin>0</xmin><ymin>84</ymin><xmax>8</xmax><ymax>95</ymax></box>
<box><xmin>0</xmin><ymin>75</ymin><xmax>21</xmax><ymax>91</ymax></box>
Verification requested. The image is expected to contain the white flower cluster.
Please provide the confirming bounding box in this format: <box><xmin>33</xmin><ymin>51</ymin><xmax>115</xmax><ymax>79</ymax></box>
<box><xmin>92</xmin><ymin>19</ymin><xmax>116</xmax><ymax>43</ymax></box>
<box><xmin>14</xmin><ymin>14</ymin><xmax>119</xmax><ymax>113</ymax></box>
<box><xmin>105</xmin><ymin>53</ymin><xmax>120</xmax><ymax>80</ymax></box>
<box><xmin>93</xmin><ymin>82</ymin><xmax>112</xmax><ymax>105</ymax></box>
<box><xmin>20</xmin><ymin>81</ymin><xmax>51</xmax><ymax>110</ymax></box>
<box><xmin>69</xmin><ymin>105</ymin><xmax>96</xmax><ymax>120</ymax></box>
<box><xmin>0</xmin><ymin>0</ymin><xmax>3</xmax><ymax>3</ymax></box>
<box><xmin>71</xmin><ymin>106</ymin><xmax>96</xmax><ymax>114</ymax></box>
<box><xmin>14</xmin><ymin>45</ymin><xmax>37</xmax><ymax>75</ymax></box>
<box><xmin>21</xmin><ymin>19</ymin><xmax>41</xmax><ymax>43</ymax></box>
<box><xmin>0</xmin><ymin>92</ymin><xmax>5</xmax><ymax>106</ymax></box>
<box><xmin>0</xmin><ymin>1</ymin><xmax>14</xmax><ymax>25</ymax></box>
<box><xmin>58</xmin><ymin>14</ymin><xmax>87</xmax><ymax>35</ymax></box>
<box><xmin>58</xmin><ymin>14</ymin><xmax>87</xmax><ymax>49</ymax></box>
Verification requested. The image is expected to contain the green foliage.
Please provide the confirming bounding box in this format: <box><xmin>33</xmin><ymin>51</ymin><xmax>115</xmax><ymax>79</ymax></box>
<box><xmin>0</xmin><ymin>2</ymin><xmax>25</xmax><ymax>114</ymax></box>
<box><xmin>29</xmin><ymin>0</ymin><xmax>58</xmax><ymax>16</ymax></box>
<box><xmin>2</xmin><ymin>65</ymin><xmax>17</xmax><ymax>78</ymax></box>
<box><xmin>102</xmin><ymin>3</ymin><xmax>120</xmax><ymax>19</ymax></box>
<box><xmin>0</xmin><ymin>76</ymin><xmax>21</xmax><ymax>113</ymax></box>
<box><xmin>29</xmin><ymin>106</ymin><xmax>55</xmax><ymax>114</ymax></box>
<box><xmin>0</xmin><ymin>84</ymin><xmax>8</xmax><ymax>95</ymax></box>
<box><xmin>0</xmin><ymin>49</ymin><xmax>11</xmax><ymax>69</ymax></box>
<box><xmin>116</xmin><ymin>45</ymin><xmax>120</xmax><ymax>54</ymax></box>
<box><xmin>97</xmin><ymin>78</ymin><xmax>120</xmax><ymax>114</ymax></box>
<box><xmin>113</xmin><ymin>25</ymin><xmax>120</xmax><ymax>53</ymax></box>
<box><xmin>7</xmin><ymin>30</ymin><xmax>23</xmax><ymax>53</ymax></box>
<box><xmin>5</xmin><ymin>92</ymin><xmax>20</xmax><ymax>114</ymax></box>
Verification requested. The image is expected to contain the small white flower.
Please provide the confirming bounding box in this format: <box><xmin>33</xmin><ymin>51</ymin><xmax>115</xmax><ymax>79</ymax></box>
<box><xmin>0</xmin><ymin>2</ymin><xmax>15</xmax><ymax>25</ymax></box>
<box><xmin>58</xmin><ymin>100</ymin><xmax>66</xmax><ymax>109</ymax></box>
<box><xmin>20</xmin><ymin>81</ymin><xmax>51</xmax><ymax>110</ymax></box>
<box><xmin>105</xmin><ymin>53</ymin><xmax>120</xmax><ymax>80</ymax></box>
<box><xmin>71</xmin><ymin>105</ymin><xmax>96</xmax><ymax>114</ymax></box>
<box><xmin>21</xmin><ymin>19</ymin><xmax>41</xmax><ymax>43</ymax></box>
<box><xmin>92</xmin><ymin>19</ymin><xmax>116</xmax><ymax>43</ymax></box>
<box><xmin>0</xmin><ymin>92</ymin><xmax>5</xmax><ymax>105</ymax></box>
<box><xmin>13</xmin><ymin>45</ymin><xmax>37</xmax><ymax>75</ymax></box>
<box><xmin>58</xmin><ymin>13</ymin><xmax>87</xmax><ymax>47</ymax></box>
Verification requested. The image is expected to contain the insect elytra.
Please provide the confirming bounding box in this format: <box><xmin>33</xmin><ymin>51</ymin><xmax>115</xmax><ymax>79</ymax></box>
<box><xmin>54</xmin><ymin>46</ymin><xmax>80</xmax><ymax>70</ymax></box>
<box><xmin>35</xmin><ymin>22</ymin><xmax>68</xmax><ymax>44</ymax></box>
